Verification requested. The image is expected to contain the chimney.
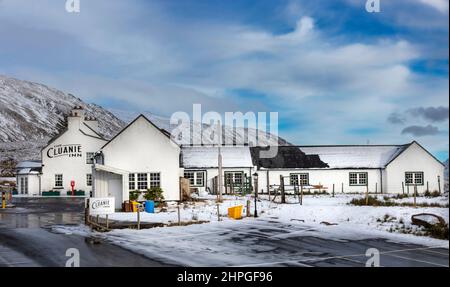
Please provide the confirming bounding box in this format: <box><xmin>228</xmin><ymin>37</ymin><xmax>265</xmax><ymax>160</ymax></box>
<box><xmin>67</xmin><ymin>106</ymin><xmax>84</xmax><ymax>131</ymax></box>
<box><xmin>85</xmin><ymin>116</ymin><xmax>99</xmax><ymax>133</ymax></box>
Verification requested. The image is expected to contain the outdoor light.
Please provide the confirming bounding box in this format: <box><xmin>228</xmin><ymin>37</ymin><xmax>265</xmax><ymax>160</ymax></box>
<box><xmin>253</xmin><ymin>172</ymin><xmax>258</xmax><ymax>218</ymax></box>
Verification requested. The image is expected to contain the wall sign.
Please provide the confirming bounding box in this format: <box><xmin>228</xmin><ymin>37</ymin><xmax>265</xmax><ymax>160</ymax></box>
<box><xmin>89</xmin><ymin>197</ymin><xmax>115</xmax><ymax>215</ymax></box>
<box><xmin>47</xmin><ymin>144</ymin><xmax>82</xmax><ymax>158</ymax></box>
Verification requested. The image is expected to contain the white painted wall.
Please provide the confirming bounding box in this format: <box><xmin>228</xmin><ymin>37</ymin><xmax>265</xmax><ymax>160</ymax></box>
<box><xmin>257</xmin><ymin>169</ymin><xmax>383</xmax><ymax>194</ymax></box>
<box><xmin>40</xmin><ymin>114</ymin><xmax>107</xmax><ymax>194</ymax></box>
<box><xmin>386</xmin><ymin>142</ymin><xmax>445</xmax><ymax>194</ymax></box>
<box><xmin>185</xmin><ymin>167</ymin><xmax>253</xmax><ymax>193</ymax></box>
<box><xmin>100</xmin><ymin>116</ymin><xmax>181</xmax><ymax>202</ymax></box>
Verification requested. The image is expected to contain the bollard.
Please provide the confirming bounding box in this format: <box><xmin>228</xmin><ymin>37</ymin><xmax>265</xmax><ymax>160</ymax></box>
<box><xmin>246</xmin><ymin>200</ymin><xmax>251</xmax><ymax>217</ymax></box>
<box><xmin>1</xmin><ymin>192</ymin><xmax>6</xmax><ymax>209</ymax></box>
<box><xmin>137</xmin><ymin>206</ymin><xmax>141</xmax><ymax>230</ymax></box>
<box><xmin>177</xmin><ymin>204</ymin><xmax>181</xmax><ymax>226</ymax></box>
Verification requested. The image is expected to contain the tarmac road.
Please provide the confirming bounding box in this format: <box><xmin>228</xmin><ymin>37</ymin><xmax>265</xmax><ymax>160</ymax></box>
<box><xmin>0</xmin><ymin>197</ymin><xmax>448</xmax><ymax>267</ymax></box>
<box><xmin>0</xmin><ymin>197</ymin><xmax>171</xmax><ymax>267</ymax></box>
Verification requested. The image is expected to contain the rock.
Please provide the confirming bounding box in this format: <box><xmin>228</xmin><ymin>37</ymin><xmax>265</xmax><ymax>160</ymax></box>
<box><xmin>320</xmin><ymin>221</ymin><xmax>338</xmax><ymax>226</ymax></box>
<box><xmin>411</xmin><ymin>213</ymin><xmax>446</xmax><ymax>228</ymax></box>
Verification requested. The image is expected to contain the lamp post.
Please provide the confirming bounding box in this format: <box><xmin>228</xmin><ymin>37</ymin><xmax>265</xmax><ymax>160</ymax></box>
<box><xmin>253</xmin><ymin>172</ymin><xmax>258</xmax><ymax>217</ymax></box>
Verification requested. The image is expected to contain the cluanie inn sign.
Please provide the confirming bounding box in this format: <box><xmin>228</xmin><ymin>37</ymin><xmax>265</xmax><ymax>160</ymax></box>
<box><xmin>47</xmin><ymin>144</ymin><xmax>82</xmax><ymax>158</ymax></box>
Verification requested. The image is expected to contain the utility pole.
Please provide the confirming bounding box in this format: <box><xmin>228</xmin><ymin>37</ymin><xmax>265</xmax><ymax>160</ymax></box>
<box><xmin>217</xmin><ymin>122</ymin><xmax>223</xmax><ymax>203</ymax></box>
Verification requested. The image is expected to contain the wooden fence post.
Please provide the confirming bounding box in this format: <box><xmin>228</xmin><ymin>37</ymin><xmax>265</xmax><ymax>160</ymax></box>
<box><xmin>438</xmin><ymin>176</ymin><xmax>441</xmax><ymax>194</ymax></box>
<box><xmin>300</xmin><ymin>184</ymin><xmax>303</xmax><ymax>206</ymax></box>
<box><xmin>177</xmin><ymin>203</ymin><xmax>181</xmax><ymax>226</ymax></box>
<box><xmin>341</xmin><ymin>182</ymin><xmax>344</xmax><ymax>193</ymax></box>
<box><xmin>280</xmin><ymin>175</ymin><xmax>286</xmax><ymax>203</ymax></box>
<box><xmin>426</xmin><ymin>181</ymin><xmax>429</xmax><ymax>193</ymax></box>
<box><xmin>375</xmin><ymin>182</ymin><xmax>378</xmax><ymax>194</ymax></box>
<box><xmin>365</xmin><ymin>182</ymin><xmax>369</xmax><ymax>205</ymax></box>
<box><xmin>332</xmin><ymin>184</ymin><xmax>335</xmax><ymax>197</ymax></box>
<box><xmin>106</xmin><ymin>214</ymin><xmax>109</xmax><ymax>230</ymax></box>
<box><xmin>402</xmin><ymin>182</ymin><xmax>405</xmax><ymax>194</ymax></box>
<box><xmin>246</xmin><ymin>200</ymin><xmax>251</xmax><ymax>217</ymax></box>
<box><xmin>413</xmin><ymin>184</ymin><xmax>417</xmax><ymax>208</ymax></box>
<box><xmin>137</xmin><ymin>207</ymin><xmax>141</xmax><ymax>230</ymax></box>
<box><xmin>217</xmin><ymin>203</ymin><xmax>221</xmax><ymax>221</ymax></box>
<box><xmin>407</xmin><ymin>184</ymin><xmax>410</xmax><ymax>195</ymax></box>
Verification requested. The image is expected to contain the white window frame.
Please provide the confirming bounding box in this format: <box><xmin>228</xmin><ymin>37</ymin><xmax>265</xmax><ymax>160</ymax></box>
<box><xmin>290</xmin><ymin>173</ymin><xmax>309</xmax><ymax>186</ymax></box>
<box><xmin>405</xmin><ymin>172</ymin><xmax>424</xmax><ymax>186</ymax></box>
<box><xmin>86</xmin><ymin>152</ymin><xmax>95</xmax><ymax>164</ymax></box>
<box><xmin>137</xmin><ymin>173</ymin><xmax>148</xmax><ymax>190</ymax></box>
<box><xmin>20</xmin><ymin>177</ymin><xmax>28</xmax><ymax>194</ymax></box>
<box><xmin>129</xmin><ymin>173</ymin><xmax>136</xmax><ymax>190</ymax></box>
<box><xmin>349</xmin><ymin>172</ymin><xmax>368</xmax><ymax>186</ymax></box>
<box><xmin>184</xmin><ymin>171</ymin><xmax>205</xmax><ymax>187</ymax></box>
<box><xmin>224</xmin><ymin>171</ymin><xmax>244</xmax><ymax>186</ymax></box>
<box><xmin>55</xmin><ymin>174</ymin><xmax>63</xmax><ymax>188</ymax></box>
<box><xmin>149</xmin><ymin>172</ymin><xmax>161</xmax><ymax>188</ymax></box>
<box><xmin>86</xmin><ymin>174</ymin><xmax>92</xmax><ymax>187</ymax></box>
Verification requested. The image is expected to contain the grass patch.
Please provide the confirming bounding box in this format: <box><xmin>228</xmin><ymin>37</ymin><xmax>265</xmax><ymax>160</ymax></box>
<box><xmin>349</xmin><ymin>196</ymin><xmax>449</xmax><ymax>208</ymax></box>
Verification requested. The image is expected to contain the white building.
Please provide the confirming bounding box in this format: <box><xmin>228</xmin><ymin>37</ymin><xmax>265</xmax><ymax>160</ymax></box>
<box><xmin>15</xmin><ymin>109</ymin><xmax>445</xmax><ymax>207</ymax></box>
<box><xmin>93</xmin><ymin>115</ymin><xmax>182</xmax><ymax>209</ymax></box>
<box><xmin>182</xmin><ymin>146</ymin><xmax>254</xmax><ymax>194</ymax></box>
<box><xmin>252</xmin><ymin>142</ymin><xmax>445</xmax><ymax>195</ymax></box>
<box><xmin>16</xmin><ymin>106</ymin><xmax>107</xmax><ymax>196</ymax></box>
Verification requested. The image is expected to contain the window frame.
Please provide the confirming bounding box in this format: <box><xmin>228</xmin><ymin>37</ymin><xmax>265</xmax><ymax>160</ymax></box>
<box><xmin>129</xmin><ymin>173</ymin><xmax>136</xmax><ymax>190</ymax></box>
<box><xmin>405</xmin><ymin>171</ymin><xmax>424</xmax><ymax>186</ymax></box>
<box><xmin>55</xmin><ymin>174</ymin><xmax>63</xmax><ymax>188</ymax></box>
<box><xmin>349</xmin><ymin>172</ymin><xmax>368</xmax><ymax>186</ymax></box>
<box><xmin>86</xmin><ymin>152</ymin><xmax>95</xmax><ymax>164</ymax></box>
<box><xmin>224</xmin><ymin>171</ymin><xmax>244</xmax><ymax>186</ymax></box>
<box><xmin>137</xmin><ymin>173</ymin><xmax>148</xmax><ymax>190</ymax></box>
<box><xmin>184</xmin><ymin>170</ymin><xmax>206</xmax><ymax>187</ymax></box>
<box><xmin>149</xmin><ymin>172</ymin><xmax>161</xmax><ymax>188</ymax></box>
<box><xmin>289</xmin><ymin>173</ymin><xmax>309</xmax><ymax>186</ymax></box>
<box><xmin>86</xmin><ymin>174</ymin><xmax>92</xmax><ymax>187</ymax></box>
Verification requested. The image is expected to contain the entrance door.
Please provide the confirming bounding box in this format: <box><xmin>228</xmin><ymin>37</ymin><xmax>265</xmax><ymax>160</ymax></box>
<box><xmin>108</xmin><ymin>178</ymin><xmax>123</xmax><ymax>210</ymax></box>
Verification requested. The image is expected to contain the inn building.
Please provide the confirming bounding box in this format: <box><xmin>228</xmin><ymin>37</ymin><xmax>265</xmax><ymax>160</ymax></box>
<box><xmin>15</xmin><ymin>107</ymin><xmax>445</xmax><ymax>208</ymax></box>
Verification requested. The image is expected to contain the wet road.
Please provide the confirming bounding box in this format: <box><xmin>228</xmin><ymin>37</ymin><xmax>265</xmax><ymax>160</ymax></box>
<box><xmin>0</xmin><ymin>197</ymin><xmax>170</xmax><ymax>267</ymax></box>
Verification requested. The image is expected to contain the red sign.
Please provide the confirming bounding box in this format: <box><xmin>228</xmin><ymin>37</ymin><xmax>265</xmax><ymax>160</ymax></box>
<box><xmin>70</xmin><ymin>181</ymin><xmax>75</xmax><ymax>187</ymax></box>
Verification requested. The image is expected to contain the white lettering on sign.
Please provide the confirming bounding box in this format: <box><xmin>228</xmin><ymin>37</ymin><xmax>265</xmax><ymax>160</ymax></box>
<box><xmin>89</xmin><ymin>197</ymin><xmax>115</xmax><ymax>215</ymax></box>
<box><xmin>47</xmin><ymin>144</ymin><xmax>82</xmax><ymax>158</ymax></box>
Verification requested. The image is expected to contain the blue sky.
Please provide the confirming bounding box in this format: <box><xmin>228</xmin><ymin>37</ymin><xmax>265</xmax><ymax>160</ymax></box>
<box><xmin>0</xmin><ymin>0</ymin><xmax>448</xmax><ymax>160</ymax></box>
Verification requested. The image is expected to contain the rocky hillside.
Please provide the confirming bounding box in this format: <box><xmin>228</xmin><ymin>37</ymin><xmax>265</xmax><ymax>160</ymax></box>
<box><xmin>0</xmin><ymin>75</ymin><xmax>125</xmax><ymax>161</ymax></box>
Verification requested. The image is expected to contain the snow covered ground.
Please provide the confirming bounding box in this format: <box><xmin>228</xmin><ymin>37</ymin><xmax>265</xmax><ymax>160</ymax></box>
<box><xmin>97</xmin><ymin>194</ymin><xmax>449</xmax><ymax>246</ymax></box>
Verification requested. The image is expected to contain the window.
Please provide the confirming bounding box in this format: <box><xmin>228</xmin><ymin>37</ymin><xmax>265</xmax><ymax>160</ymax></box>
<box><xmin>405</xmin><ymin>172</ymin><xmax>424</xmax><ymax>185</ymax></box>
<box><xmin>86</xmin><ymin>174</ymin><xmax>92</xmax><ymax>187</ymax></box>
<box><xmin>349</xmin><ymin>172</ymin><xmax>368</xmax><ymax>186</ymax></box>
<box><xmin>129</xmin><ymin>173</ymin><xmax>136</xmax><ymax>190</ymax></box>
<box><xmin>55</xmin><ymin>174</ymin><xmax>63</xmax><ymax>188</ymax></box>
<box><xmin>20</xmin><ymin>177</ymin><xmax>28</xmax><ymax>194</ymax></box>
<box><xmin>150</xmin><ymin>173</ymin><xmax>161</xmax><ymax>188</ymax></box>
<box><xmin>184</xmin><ymin>171</ymin><xmax>205</xmax><ymax>187</ymax></box>
<box><xmin>224</xmin><ymin>172</ymin><xmax>244</xmax><ymax>186</ymax></box>
<box><xmin>86</xmin><ymin>152</ymin><xmax>95</xmax><ymax>164</ymax></box>
<box><xmin>290</xmin><ymin>173</ymin><xmax>309</xmax><ymax>186</ymax></box>
<box><xmin>137</xmin><ymin>173</ymin><xmax>148</xmax><ymax>190</ymax></box>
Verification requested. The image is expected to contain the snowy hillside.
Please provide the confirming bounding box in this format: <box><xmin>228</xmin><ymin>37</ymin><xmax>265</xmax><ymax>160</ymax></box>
<box><xmin>0</xmin><ymin>75</ymin><xmax>125</xmax><ymax>161</ymax></box>
<box><xmin>0</xmin><ymin>75</ymin><xmax>290</xmax><ymax>162</ymax></box>
<box><xmin>109</xmin><ymin>109</ymin><xmax>291</xmax><ymax>146</ymax></box>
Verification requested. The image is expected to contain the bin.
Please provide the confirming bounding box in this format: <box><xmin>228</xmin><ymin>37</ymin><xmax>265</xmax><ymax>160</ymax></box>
<box><xmin>131</xmin><ymin>201</ymin><xmax>140</xmax><ymax>212</ymax></box>
<box><xmin>145</xmin><ymin>200</ymin><xmax>155</xmax><ymax>213</ymax></box>
<box><xmin>227</xmin><ymin>205</ymin><xmax>243</xmax><ymax>219</ymax></box>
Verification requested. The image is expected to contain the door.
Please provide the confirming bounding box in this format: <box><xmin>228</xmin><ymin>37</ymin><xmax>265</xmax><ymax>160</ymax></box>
<box><xmin>108</xmin><ymin>178</ymin><xmax>123</xmax><ymax>210</ymax></box>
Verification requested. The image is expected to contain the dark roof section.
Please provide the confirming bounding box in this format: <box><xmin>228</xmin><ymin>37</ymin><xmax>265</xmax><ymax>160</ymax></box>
<box><xmin>101</xmin><ymin>114</ymin><xmax>180</xmax><ymax>150</ymax></box>
<box><xmin>250</xmin><ymin>146</ymin><xmax>329</xmax><ymax>169</ymax></box>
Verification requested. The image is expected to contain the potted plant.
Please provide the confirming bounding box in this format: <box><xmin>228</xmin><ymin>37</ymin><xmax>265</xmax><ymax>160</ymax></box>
<box><xmin>144</xmin><ymin>187</ymin><xmax>165</xmax><ymax>206</ymax></box>
<box><xmin>129</xmin><ymin>190</ymin><xmax>140</xmax><ymax>201</ymax></box>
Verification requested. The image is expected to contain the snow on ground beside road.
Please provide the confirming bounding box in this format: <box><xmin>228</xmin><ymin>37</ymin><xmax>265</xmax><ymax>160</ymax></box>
<box><xmin>96</xmin><ymin>194</ymin><xmax>449</xmax><ymax>248</ymax></box>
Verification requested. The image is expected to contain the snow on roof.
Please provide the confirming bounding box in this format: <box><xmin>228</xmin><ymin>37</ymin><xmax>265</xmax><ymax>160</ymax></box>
<box><xmin>16</xmin><ymin>161</ymin><xmax>42</xmax><ymax>169</ymax></box>
<box><xmin>299</xmin><ymin>145</ymin><xmax>409</xmax><ymax>169</ymax></box>
<box><xmin>182</xmin><ymin>146</ymin><xmax>253</xmax><ymax>168</ymax></box>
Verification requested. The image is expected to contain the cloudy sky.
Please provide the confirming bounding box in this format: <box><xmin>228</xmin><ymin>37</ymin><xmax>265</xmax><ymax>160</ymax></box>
<box><xmin>0</xmin><ymin>0</ymin><xmax>448</xmax><ymax>160</ymax></box>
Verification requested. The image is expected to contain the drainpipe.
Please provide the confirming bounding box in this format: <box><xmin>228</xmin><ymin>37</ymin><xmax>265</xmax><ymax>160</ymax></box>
<box><xmin>379</xmin><ymin>168</ymin><xmax>383</xmax><ymax>194</ymax></box>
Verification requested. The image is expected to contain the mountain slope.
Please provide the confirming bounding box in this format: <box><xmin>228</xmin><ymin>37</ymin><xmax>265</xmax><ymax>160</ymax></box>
<box><xmin>1</xmin><ymin>75</ymin><xmax>291</xmax><ymax>163</ymax></box>
<box><xmin>0</xmin><ymin>75</ymin><xmax>125</xmax><ymax>161</ymax></box>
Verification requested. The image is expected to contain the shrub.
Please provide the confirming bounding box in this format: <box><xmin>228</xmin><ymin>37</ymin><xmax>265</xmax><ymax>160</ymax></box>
<box><xmin>426</xmin><ymin>223</ymin><xmax>449</xmax><ymax>240</ymax></box>
<box><xmin>129</xmin><ymin>190</ymin><xmax>140</xmax><ymax>201</ymax></box>
<box><xmin>424</xmin><ymin>190</ymin><xmax>441</xmax><ymax>198</ymax></box>
<box><xmin>144</xmin><ymin>187</ymin><xmax>165</xmax><ymax>202</ymax></box>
